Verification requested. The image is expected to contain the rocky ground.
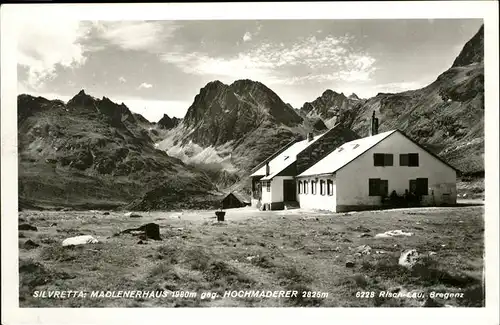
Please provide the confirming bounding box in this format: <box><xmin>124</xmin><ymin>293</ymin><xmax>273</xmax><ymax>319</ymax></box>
<box><xmin>18</xmin><ymin>203</ymin><xmax>484</xmax><ymax>307</ymax></box>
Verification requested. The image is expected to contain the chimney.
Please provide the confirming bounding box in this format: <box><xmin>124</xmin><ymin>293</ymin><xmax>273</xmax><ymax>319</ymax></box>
<box><xmin>307</xmin><ymin>132</ymin><xmax>314</xmax><ymax>142</ymax></box>
<box><xmin>370</xmin><ymin>111</ymin><xmax>379</xmax><ymax>136</ymax></box>
<box><xmin>265</xmin><ymin>162</ymin><xmax>270</xmax><ymax>176</ymax></box>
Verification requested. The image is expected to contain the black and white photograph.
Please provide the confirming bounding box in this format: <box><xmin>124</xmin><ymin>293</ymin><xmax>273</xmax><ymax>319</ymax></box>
<box><xmin>1</xmin><ymin>1</ymin><xmax>498</xmax><ymax>324</ymax></box>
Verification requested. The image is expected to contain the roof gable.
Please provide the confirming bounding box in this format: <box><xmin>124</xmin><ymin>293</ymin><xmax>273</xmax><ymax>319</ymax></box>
<box><xmin>297</xmin><ymin>129</ymin><xmax>459</xmax><ymax>177</ymax></box>
<box><xmin>297</xmin><ymin>130</ymin><xmax>396</xmax><ymax>177</ymax></box>
<box><xmin>250</xmin><ymin>133</ymin><xmax>325</xmax><ymax>178</ymax></box>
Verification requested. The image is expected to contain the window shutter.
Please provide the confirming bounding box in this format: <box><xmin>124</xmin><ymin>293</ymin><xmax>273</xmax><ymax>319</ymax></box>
<box><xmin>400</xmin><ymin>154</ymin><xmax>409</xmax><ymax>166</ymax></box>
<box><xmin>408</xmin><ymin>153</ymin><xmax>419</xmax><ymax>166</ymax></box>
<box><xmin>373</xmin><ymin>154</ymin><xmax>384</xmax><ymax>166</ymax></box>
<box><xmin>385</xmin><ymin>154</ymin><xmax>394</xmax><ymax>166</ymax></box>
<box><xmin>380</xmin><ymin>180</ymin><xmax>389</xmax><ymax>197</ymax></box>
<box><xmin>369</xmin><ymin>178</ymin><xmax>380</xmax><ymax>196</ymax></box>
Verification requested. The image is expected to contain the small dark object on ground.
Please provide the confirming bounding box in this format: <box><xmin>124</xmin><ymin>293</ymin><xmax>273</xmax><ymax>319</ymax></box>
<box><xmin>103</xmin><ymin>212</ymin><xmax>110</xmax><ymax>215</ymax></box>
<box><xmin>50</xmin><ymin>223</ymin><xmax>58</xmax><ymax>227</ymax></box>
<box><xmin>18</xmin><ymin>217</ymin><xmax>26</xmax><ymax>223</ymax></box>
<box><xmin>137</xmin><ymin>240</ymin><xmax>145</xmax><ymax>245</ymax></box>
<box><xmin>19</xmin><ymin>224</ymin><xmax>37</xmax><ymax>231</ymax></box>
<box><xmin>359</xmin><ymin>233</ymin><xmax>372</xmax><ymax>238</ymax></box>
<box><xmin>24</xmin><ymin>239</ymin><xmax>40</xmax><ymax>249</ymax></box>
<box><xmin>354</xmin><ymin>226</ymin><xmax>370</xmax><ymax>232</ymax></box>
<box><xmin>215</xmin><ymin>211</ymin><xmax>226</xmax><ymax>222</ymax></box>
<box><xmin>129</xmin><ymin>213</ymin><xmax>143</xmax><ymax>218</ymax></box>
<box><xmin>121</xmin><ymin>223</ymin><xmax>161</xmax><ymax>240</ymax></box>
<box><xmin>19</xmin><ymin>232</ymin><xmax>26</xmax><ymax>238</ymax></box>
<box><xmin>345</xmin><ymin>261</ymin><xmax>355</xmax><ymax>268</ymax></box>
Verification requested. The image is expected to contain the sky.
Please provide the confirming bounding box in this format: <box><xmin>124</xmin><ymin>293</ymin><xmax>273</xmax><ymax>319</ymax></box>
<box><xmin>17</xmin><ymin>19</ymin><xmax>483</xmax><ymax>122</ymax></box>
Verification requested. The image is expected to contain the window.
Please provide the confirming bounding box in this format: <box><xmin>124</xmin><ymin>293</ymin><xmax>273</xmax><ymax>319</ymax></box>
<box><xmin>400</xmin><ymin>153</ymin><xmax>419</xmax><ymax>167</ymax></box>
<box><xmin>298</xmin><ymin>181</ymin><xmax>302</xmax><ymax>194</ymax></box>
<box><xmin>311</xmin><ymin>181</ymin><xmax>316</xmax><ymax>195</ymax></box>
<box><xmin>409</xmin><ymin>178</ymin><xmax>428</xmax><ymax>195</ymax></box>
<box><xmin>409</xmin><ymin>153</ymin><xmax>419</xmax><ymax>167</ymax></box>
<box><xmin>327</xmin><ymin>180</ymin><xmax>334</xmax><ymax>196</ymax></box>
<box><xmin>266</xmin><ymin>181</ymin><xmax>271</xmax><ymax>192</ymax></box>
<box><xmin>320</xmin><ymin>180</ymin><xmax>325</xmax><ymax>196</ymax></box>
<box><xmin>369</xmin><ymin>178</ymin><xmax>389</xmax><ymax>196</ymax></box>
<box><xmin>373</xmin><ymin>153</ymin><xmax>393</xmax><ymax>166</ymax></box>
<box><xmin>304</xmin><ymin>181</ymin><xmax>309</xmax><ymax>194</ymax></box>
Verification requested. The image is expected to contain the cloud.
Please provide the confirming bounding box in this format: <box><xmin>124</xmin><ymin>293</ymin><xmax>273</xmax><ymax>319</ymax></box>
<box><xmin>161</xmin><ymin>34</ymin><xmax>376</xmax><ymax>85</ymax></box>
<box><xmin>118</xmin><ymin>76</ymin><xmax>127</xmax><ymax>83</ymax></box>
<box><xmin>91</xmin><ymin>21</ymin><xmax>178</xmax><ymax>52</ymax></box>
<box><xmin>138</xmin><ymin>82</ymin><xmax>153</xmax><ymax>89</ymax></box>
<box><xmin>243</xmin><ymin>32</ymin><xmax>252</xmax><ymax>42</ymax></box>
<box><xmin>16</xmin><ymin>18</ymin><xmax>90</xmax><ymax>89</ymax></box>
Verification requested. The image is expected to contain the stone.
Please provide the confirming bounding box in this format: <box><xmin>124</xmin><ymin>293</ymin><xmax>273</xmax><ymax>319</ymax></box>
<box><xmin>356</xmin><ymin>245</ymin><xmax>372</xmax><ymax>255</ymax></box>
<box><xmin>129</xmin><ymin>213</ymin><xmax>143</xmax><ymax>218</ymax></box>
<box><xmin>62</xmin><ymin>235</ymin><xmax>98</xmax><ymax>247</ymax></box>
<box><xmin>23</xmin><ymin>239</ymin><xmax>39</xmax><ymax>249</ymax></box>
<box><xmin>359</xmin><ymin>233</ymin><xmax>372</xmax><ymax>238</ymax></box>
<box><xmin>398</xmin><ymin>249</ymin><xmax>420</xmax><ymax>269</ymax></box>
<box><xmin>345</xmin><ymin>261</ymin><xmax>355</xmax><ymax>268</ymax></box>
<box><xmin>18</xmin><ymin>224</ymin><xmax>37</xmax><ymax>231</ymax></box>
<box><xmin>354</xmin><ymin>225</ymin><xmax>370</xmax><ymax>232</ymax></box>
<box><xmin>121</xmin><ymin>223</ymin><xmax>161</xmax><ymax>241</ymax></box>
<box><xmin>103</xmin><ymin>212</ymin><xmax>110</xmax><ymax>215</ymax></box>
<box><xmin>375</xmin><ymin>230</ymin><xmax>414</xmax><ymax>238</ymax></box>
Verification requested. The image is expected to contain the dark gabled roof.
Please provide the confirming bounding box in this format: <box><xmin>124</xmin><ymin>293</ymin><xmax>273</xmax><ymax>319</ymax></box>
<box><xmin>250</xmin><ymin>137</ymin><xmax>300</xmax><ymax>174</ymax></box>
<box><xmin>226</xmin><ymin>191</ymin><xmax>250</xmax><ymax>204</ymax></box>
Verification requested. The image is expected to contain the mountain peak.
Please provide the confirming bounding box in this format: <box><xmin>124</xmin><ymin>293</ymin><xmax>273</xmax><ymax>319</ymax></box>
<box><xmin>157</xmin><ymin>113</ymin><xmax>180</xmax><ymax>129</ymax></box>
<box><xmin>452</xmin><ymin>24</ymin><xmax>484</xmax><ymax>68</ymax></box>
<box><xmin>348</xmin><ymin>93</ymin><xmax>360</xmax><ymax>100</ymax></box>
<box><xmin>67</xmin><ymin>89</ymin><xmax>96</xmax><ymax>107</ymax></box>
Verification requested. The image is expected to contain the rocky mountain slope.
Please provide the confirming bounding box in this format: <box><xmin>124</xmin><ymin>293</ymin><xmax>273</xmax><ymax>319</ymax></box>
<box><xmin>157</xmin><ymin>79</ymin><xmax>325</xmax><ymax>177</ymax></box>
<box><xmin>300</xmin><ymin>90</ymin><xmax>364</xmax><ymax>129</ymax></box>
<box><xmin>18</xmin><ymin>91</ymin><xmax>217</xmax><ymax>210</ymax></box>
<box><xmin>306</xmin><ymin>25</ymin><xmax>484</xmax><ymax>174</ymax></box>
<box><xmin>157</xmin><ymin>114</ymin><xmax>181</xmax><ymax>129</ymax></box>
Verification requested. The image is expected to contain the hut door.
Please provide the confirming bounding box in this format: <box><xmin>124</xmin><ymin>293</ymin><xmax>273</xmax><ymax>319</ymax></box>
<box><xmin>283</xmin><ymin>180</ymin><xmax>296</xmax><ymax>202</ymax></box>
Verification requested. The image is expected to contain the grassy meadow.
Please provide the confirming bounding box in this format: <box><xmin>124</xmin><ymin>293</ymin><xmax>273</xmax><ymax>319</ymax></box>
<box><xmin>18</xmin><ymin>204</ymin><xmax>484</xmax><ymax>307</ymax></box>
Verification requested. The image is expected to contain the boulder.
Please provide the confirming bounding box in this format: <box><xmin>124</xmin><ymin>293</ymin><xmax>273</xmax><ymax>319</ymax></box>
<box><xmin>355</xmin><ymin>245</ymin><xmax>372</xmax><ymax>255</ymax></box>
<box><xmin>354</xmin><ymin>225</ymin><xmax>370</xmax><ymax>232</ymax></box>
<box><xmin>62</xmin><ymin>235</ymin><xmax>99</xmax><ymax>247</ymax></box>
<box><xmin>23</xmin><ymin>239</ymin><xmax>40</xmax><ymax>249</ymax></box>
<box><xmin>19</xmin><ymin>224</ymin><xmax>37</xmax><ymax>231</ymax></box>
<box><xmin>121</xmin><ymin>223</ymin><xmax>161</xmax><ymax>241</ymax></box>
<box><xmin>398</xmin><ymin>249</ymin><xmax>420</xmax><ymax>269</ymax></box>
<box><xmin>375</xmin><ymin>230</ymin><xmax>414</xmax><ymax>238</ymax></box>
